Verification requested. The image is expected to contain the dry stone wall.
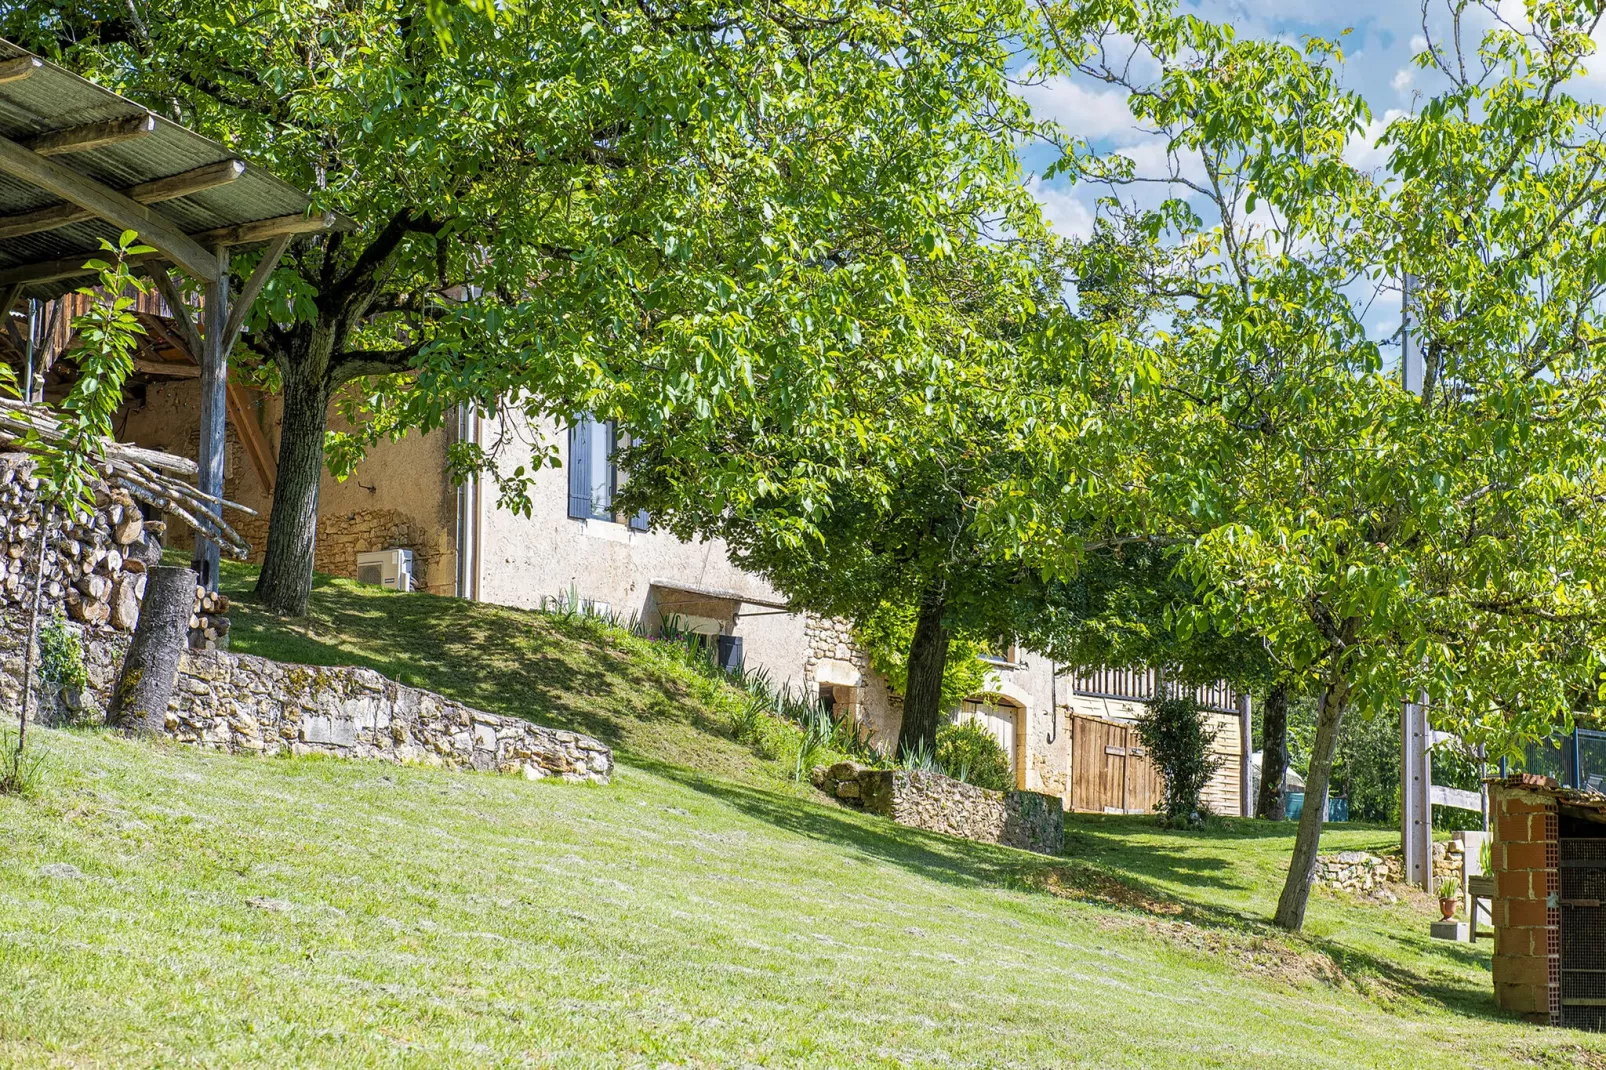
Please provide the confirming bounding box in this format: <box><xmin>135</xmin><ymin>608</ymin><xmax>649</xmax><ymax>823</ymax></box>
<box><xmin>0</xmin><ymin>454</ymin><xmax>612</xmax><ymax>785</ymax></box>
<box><xmin>813</xmin><ymin>761</ymin><xmax>1062</xmax><ymax>855</ymax></box>
<box><xmin>168</xmin><ymin>651</ymin><xmax>612</xmax><ymax>782</ymax></box>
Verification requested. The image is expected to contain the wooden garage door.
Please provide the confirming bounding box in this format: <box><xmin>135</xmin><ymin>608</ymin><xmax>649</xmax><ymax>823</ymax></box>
<box><xmin>1070</xmin><ymin>715</ymin><xmax>1162</xmax><ymax>814</ymax></box>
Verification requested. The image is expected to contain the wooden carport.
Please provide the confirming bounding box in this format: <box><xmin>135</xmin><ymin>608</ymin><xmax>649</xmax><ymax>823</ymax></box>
<box><xmin>0</xmin><ymin>39</ymin><xmax>348</xmax><ymax>587</ymax></box>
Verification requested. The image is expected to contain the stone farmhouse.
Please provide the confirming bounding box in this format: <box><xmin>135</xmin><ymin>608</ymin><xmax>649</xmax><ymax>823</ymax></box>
<box><xmin>13</xmin><ymin>299</ymin><xmax>1252</xmax><ymax>816</ymax></box>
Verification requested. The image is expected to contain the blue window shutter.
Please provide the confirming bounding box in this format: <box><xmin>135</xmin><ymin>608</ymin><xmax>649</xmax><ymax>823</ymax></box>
<box><xmin>567</xmin><ymin>420</ymin><xmax>590</xmax><ymax>519</ymax></box>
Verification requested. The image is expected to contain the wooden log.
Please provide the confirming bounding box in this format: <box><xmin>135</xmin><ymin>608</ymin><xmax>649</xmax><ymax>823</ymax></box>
<box><xmin>109</xmin><ymin>565</ymin><xmax>196</xmax><ymax>735</ymax></box>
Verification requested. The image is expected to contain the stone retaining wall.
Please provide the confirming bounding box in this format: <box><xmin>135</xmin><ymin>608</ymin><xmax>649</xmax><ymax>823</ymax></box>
<box><xmin>1315</xmin><ymin>841</ymin><xmax>1465</xmax><ymax>905</ymax></box>
<box><xmin>0</xmin><ymin>455</ymin><xmax>612</xmax><ymax>785</ymax></box>
<box><xmin>813</xmin><ymin>761</ymin><xmax>1062</xmax><ymax>855</ymax></box>
<box><xmin>169</xmin><ymin>650</ymin><xmax>612</xmax><ymax>782</ymax></box>
<box><xmin>1314</xmin><ymin>851</ymin><xmax>1403</xmax><ymax>903</ymax></box>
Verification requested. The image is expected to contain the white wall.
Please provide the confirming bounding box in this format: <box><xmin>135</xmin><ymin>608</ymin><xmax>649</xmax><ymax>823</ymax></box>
<box><xmin>472</xmin><ymin>414</ymin><xmax>809</xmax><ymax>690</ymax></box>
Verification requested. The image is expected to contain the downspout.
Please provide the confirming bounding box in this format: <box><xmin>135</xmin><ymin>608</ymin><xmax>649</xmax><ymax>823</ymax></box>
<box><xmin>454</xmin><ymin>404</ymin><xmax>483</xmax><ymax>602</ymax></box>
<box><xmin>470</xmin><ymin>407</ymin><xmax>483</xmax><ymax>603</ymax></box>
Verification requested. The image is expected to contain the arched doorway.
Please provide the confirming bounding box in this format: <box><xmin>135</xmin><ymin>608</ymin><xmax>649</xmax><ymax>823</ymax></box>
<box><xmin>956</xmin><ymin>693</ymin><xmax>1027</xmax><ymax>789</ymax></box>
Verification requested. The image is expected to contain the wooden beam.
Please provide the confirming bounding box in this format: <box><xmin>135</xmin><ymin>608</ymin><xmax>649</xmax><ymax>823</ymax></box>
<box><xmin>134</xmin><ymin>357</ymin><xmax>201</xmax><ymax>378</ymax></box>
<box><xmin>227</xmin><ymin>382</ymin><xmax>276</xmax><ymax>493</ymax></box>
<box><xmin>0</xmin><ymin>159</ymin><xmax>246</xmax><ymax>241</ymax></box>
<box><xmin>0</xmin><ymin>57</ymin><xmax>42</xmax><ymax>84</ymax></box>
<box><xmin>146</xmin><ymin>264</ymin><xmax>204</xmax><ymax>360</ymax></box>
<box><xmin>220</xmin><ymin>234</ymin><xmax>290</xmax><ymax>351</ymax></box>
<box><xmin>0</xmin><ymin>133</ymin><xmax>219</xmax><ymax>281</ymax></box>
<box><xmin>24</xmin><ymin>114</ymin><xmax>156</xmax><ymax>157</ymax></box>
<box><xmin>0</xmin><ymin>283</ymin><xmax>22</xmax><ymax>322</ymax></box>
<box><xmin>189</xmin><ymin>211</ymin><xmax>341</xmax><ymax>247</ymax></box>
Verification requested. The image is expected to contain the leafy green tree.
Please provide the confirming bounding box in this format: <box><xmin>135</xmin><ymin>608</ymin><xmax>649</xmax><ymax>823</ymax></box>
<box><xmin>10</xmin><ymin>0</ymin><xmax>1035</xmax><ymax>615</ymax></box>
<box><xmin>615</xmin><ymin>238</ymin><xmax>1080</xmax><ymax>756</ymax></box>
<box><xmin>1027</xmin><ymin>0</ymin><xmax>1606</xmax><ymax>929</ymax></box>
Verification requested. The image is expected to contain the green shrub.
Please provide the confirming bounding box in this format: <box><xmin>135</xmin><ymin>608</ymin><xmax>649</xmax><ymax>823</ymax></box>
<box><xmin>1136</xmin><ymin>696</ymin><xmax>1222</xmax><ymax>826</ymax></box>
<box><xmin>935</xmin><ymin>720</ymin><xmax>1012</xmax><ymax>791</ymax></box>
<box><xmin>37</xmin><ymin>614</ymin><xmax>88</xmax><ymax>691</ymax></box>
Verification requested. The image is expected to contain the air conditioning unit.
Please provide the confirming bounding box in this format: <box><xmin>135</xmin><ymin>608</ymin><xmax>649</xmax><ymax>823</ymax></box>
<box><xmin>356</xmin><ymin>548</ymin><xmax>414</xmax><ymax>592</ymax></box>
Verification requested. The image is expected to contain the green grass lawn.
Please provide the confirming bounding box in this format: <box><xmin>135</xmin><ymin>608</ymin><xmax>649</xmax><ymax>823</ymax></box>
<box><xmin>1</xmin><ymin>566</ymin><xmax>1600</xmax><ymax>1067</ymax></box>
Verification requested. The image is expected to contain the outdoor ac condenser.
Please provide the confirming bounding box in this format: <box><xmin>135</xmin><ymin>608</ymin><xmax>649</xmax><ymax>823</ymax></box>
<box><xmin>356</xmin><ymin>548</ymin><xmax>414</xmax><ymax>592</ymax></box>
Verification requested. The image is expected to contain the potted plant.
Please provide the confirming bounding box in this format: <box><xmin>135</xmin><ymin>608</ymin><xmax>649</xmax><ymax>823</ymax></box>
<box><xmin>1437</xmin><ymin>876</ymin><xmax>1460</xmax><ymax>921</ymax></box>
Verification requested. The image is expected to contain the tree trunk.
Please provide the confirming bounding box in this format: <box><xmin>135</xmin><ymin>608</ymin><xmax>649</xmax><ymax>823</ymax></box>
<box><xmin>896</xmin><ymin>582</ymin><xmax>951</xmax><ymax>758</ymax></box>
<box><xmin>1273</xmin><ymin>674</ymin><xmax>1348</xmax><ymax>931</ymax></box>
<box><xmin>109</xmin><ymin>565</ymin><xmax>197</xmax><ymax>735</ymax></box>
<box><xmin>254</xmin><ymin>359</ymin><xmax>332</xmax><ymax>616</ymax></box>
<box><xmin>1256</xmin><ymin>680</ymin><xmax>1290</xmax><ymax>821</ymax></box>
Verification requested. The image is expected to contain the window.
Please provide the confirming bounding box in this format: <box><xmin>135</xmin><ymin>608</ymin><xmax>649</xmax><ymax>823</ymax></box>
<box><xmin>977</xmin><ymin>639</ymin><xmax>1020</xmax><ymax>668</ymax></box>
<box><xmin>568</xmin><ymin>416</ymin><xmax>650</xmax><ymax>529</ymax></box>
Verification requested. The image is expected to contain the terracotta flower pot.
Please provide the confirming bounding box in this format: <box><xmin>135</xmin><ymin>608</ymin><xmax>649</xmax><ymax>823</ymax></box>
<box><xmin>1439</xmin><ymin>897</ymin><xmax>1458</xmax><ymax>921</ymax></box>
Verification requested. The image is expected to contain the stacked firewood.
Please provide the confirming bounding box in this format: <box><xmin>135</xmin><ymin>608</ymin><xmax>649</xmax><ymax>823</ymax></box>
<box><xmin>0</xmin><ymin>398</ymin><xmax>253</xmax><ymax>558</ymax></box>
<box><xmin>0</xmin><ymin>459</ymin><xmax>166</xmax><ymax>629</ymax></box>
<box><xmin>190</xmin><ymin>585</ymin><xmax>232</xmax><ymax>651</ymax></box>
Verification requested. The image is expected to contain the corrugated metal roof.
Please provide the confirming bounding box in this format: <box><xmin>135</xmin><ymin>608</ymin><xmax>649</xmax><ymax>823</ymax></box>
<box><xmin>0</xmin><ymin>38</ymin><xmax>343</xmax><ymax>299</ymax></box>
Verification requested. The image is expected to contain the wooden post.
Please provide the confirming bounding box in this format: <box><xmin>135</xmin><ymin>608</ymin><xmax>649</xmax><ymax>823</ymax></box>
<box><xmin>1238</xmin><ymin>693</ymin><xmax>1253</xmax><ymax>818</ymax></box>
<box><xmin>1402</xmin><ymin>695</ymin><xmax>1434</xmax><ymax>889</ymax></box>
<box><xmin>191</xmin><ymin>248</ymin><xmax>229</xmax><ymax>591</ymax></box>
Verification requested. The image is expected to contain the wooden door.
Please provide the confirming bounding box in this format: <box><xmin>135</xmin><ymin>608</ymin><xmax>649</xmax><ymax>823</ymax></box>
<box><xmin>1069</xmin><ymin>715</ymin><xmax>1163</xmax><ymax>814</ymax></box>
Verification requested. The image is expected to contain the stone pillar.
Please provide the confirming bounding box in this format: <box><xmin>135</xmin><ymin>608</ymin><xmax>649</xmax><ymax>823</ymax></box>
<box><xmin>1491</xmin><ymin>780</ymin><xmax>1561</xmax><ymax>1025</ymax></box>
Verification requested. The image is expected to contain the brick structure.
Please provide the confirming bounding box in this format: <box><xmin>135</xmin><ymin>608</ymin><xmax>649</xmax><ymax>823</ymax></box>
<box><xmin>1491</xmin><ymin>776</ymin><xmax>1560</xmax><ymax>1024</ymax></box>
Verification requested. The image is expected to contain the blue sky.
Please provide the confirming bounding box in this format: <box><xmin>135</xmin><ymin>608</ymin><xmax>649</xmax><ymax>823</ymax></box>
<box><xmin>1021</xmin><ymin>0</ymin><xmax>1606</xmax><ymax>238</ymax></box>
<box><xmin>1018</xmin><ymin>1</ymin><xmax>1606</xmax><ymax>344</ymax></box>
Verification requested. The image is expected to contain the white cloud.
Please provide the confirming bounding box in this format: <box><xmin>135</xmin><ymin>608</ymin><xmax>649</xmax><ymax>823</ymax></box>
<box><xmin>1017</xmin><ymin>75</ymin><xmax>1141</xmax><ymax>144</ymax></box>
<box><xmin>1390</xmin><ymin>66</ymin><xmax>1414</xmax><ymax>93</ymax></box>
<box><xmin>1344</xmin><ymin>108</ymin><xmax>1407</xmax><ymax>171</ymax></box>
<box><xmin>1026</xmin><ymin>178</ymin><xmax>1096</xmax><ymax>240</ymax></box>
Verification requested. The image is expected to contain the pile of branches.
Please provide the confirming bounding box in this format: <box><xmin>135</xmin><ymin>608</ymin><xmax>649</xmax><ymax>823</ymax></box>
<box><xmin>0</xmin><ymin>397</ymin><xmax>253</xmax><ymax>558</ymax></box>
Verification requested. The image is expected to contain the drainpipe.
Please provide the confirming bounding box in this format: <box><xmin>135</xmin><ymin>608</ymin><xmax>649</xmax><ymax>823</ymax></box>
<box><xmin>1047</xmin><ymin>660</ymin><xmax>1058</xmax><ymax>744</ymax></box>
<box><xmin>22</xmin><ymin>298</ymin><xmax>34</xmax><ymax>403</ymax></box>
<box><xmin>454</xmin><ymin>404</ymin><xmax>482</xmax><ymax>602</ymax></box>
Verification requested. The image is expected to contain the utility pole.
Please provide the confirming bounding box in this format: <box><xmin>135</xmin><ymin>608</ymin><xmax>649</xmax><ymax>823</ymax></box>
<box><xmin>1400</xmin><ymin>271</ymin><xmax>1435</xmax><ymax>890</ymax></box>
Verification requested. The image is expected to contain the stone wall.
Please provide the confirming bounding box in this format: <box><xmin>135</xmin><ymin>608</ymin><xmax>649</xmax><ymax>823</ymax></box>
<box><xmin>813</xmin><ymin>761</ymin><xmax>1062</xmax><ymax>855</ymax></box>
<box><xmin>1314</xmin><ymin>851</ymin><xmax>1404</xmax><ymax>903</ymax></box>
<box><xmin>169</xmin><ymin>650</ymin><xmax>612</xmax><ymax>782</ymax></box>
<box><xmin>0</xmin><ymin>455</ymin><xmax>611</xmax><ymax>786</ymax></box>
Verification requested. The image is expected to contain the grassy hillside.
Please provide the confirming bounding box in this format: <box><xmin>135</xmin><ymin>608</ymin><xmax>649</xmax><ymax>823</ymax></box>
<box><xmin>212</xmin><ymin>561</ymin><xmax>845</xmax><ymax>795</ymax></box>
<box><xmin>1</xmin><ymin>565</ymin><xmax>1599</xmax><ymax>1067</ymax></box>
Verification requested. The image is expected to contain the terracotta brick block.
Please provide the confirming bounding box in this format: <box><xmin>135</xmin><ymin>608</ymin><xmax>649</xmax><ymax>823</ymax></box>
<box><xmin>1493</xmin><ymin>954</ymin><xmax>1552</xmax><ymax>987</ymax></box>
<box><xmin>1498</xmin><ymin>812</ymin><xmax>1532</xmax><ymax>843</ymax></box>
<box><xmin>1496</xmin><ymin>870</ymin><xmax>1532</xmax><ymax>900</ymax></box>
<box><xmin>1500</xmin><ymin>794</ymin><xmax>1553</xmax><ymax>814</ymax></box>
<box><xmin>1503</xmin><ymin>842</ymin><xmax>1549</xmax><ymax>872</ymax></box>
<box><xmin>1497</xmin><ymin>982</ymin><xmax>1545</xmax><ymax>1014</ymax></box>
<box><xmin>1505</xmin><ymin>899</ymin><xmax>1550</xmax><ymax>929</ymax></box>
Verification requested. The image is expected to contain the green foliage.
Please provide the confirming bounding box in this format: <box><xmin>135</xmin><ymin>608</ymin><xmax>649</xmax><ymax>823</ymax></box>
<box><xmin>1436</xmin><ymin>876</ymin><xmax>1460</xmax><ymax>903</ymax></box>
<box><xmin>934</xmin><ymin>720</ymin><xmax>1011</xmax><ymax>791</ymax></box>
<box><xmin>855</xmin><ymin>607</ymin><xmax>988</xmax><ymax>712</ymax></box>
<box><xmin>0</xmin><ymin>726</ymin><xmax>46</xmax><ymax>796</ymax></box>
<box><xmin>26</xmin><ymin>234</ymin><xmax>151</xmax><ymax>518</ymax></box>
<box><xmin>896</xmin><ymin>742</ymin><xmax>942</xmax><ymax>775</ymax></box>
<box><xmin>1135</xmin><ymin>697</ymin><xmax>1222</xmax><ymax>825</ymax></box>
<box><xmin>36</xmin><ymin>615</ymin><xmax>88</xmax><ymax>692</ymax></box>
